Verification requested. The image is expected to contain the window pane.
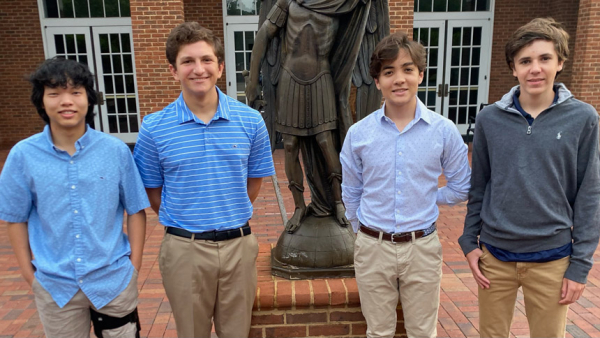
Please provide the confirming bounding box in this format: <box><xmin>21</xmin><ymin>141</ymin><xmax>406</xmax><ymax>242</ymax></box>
<box><xmin>449</xmin><ymin>107</ymin><xmax>457</xmax><ymax>123</ymax></box>
<box><xmin>90</xmin><ymin>0</ymin><xmax>104</xmax><ymax>17</ymax></box>
<box><xmin>460</xmin><ymin>68</ymin><xmax>469</xmax><ymax>86</ymax></box>
<box><xmin>120</xmin><ymin>0</ymin><xmax>131</xmax><ymax>17</ymax></box>
<box><xmin>236</xmin><ymin>73</ymin><xmax>245</xmax><ymax>91</ymax></box>
<box><xmin>476</xmin><ymin>0</ymin><xmax>490</xmax><ymax>11</ymax></box>
<box><xmin>54</xmin><ymin>35</ymin><xmax>65</xmax><ymax>54</ymax></box>
<box><xmin>108</xmin><ymin>115</ymin><xmax>118</xmax><ymax>133</ymax></box>
<box><xmin>117</xmin><ymin>98</ymin><xmax>126</xmax><ymax>114</ymax></box>
<box><xmin>104</xmin><ymin>76</ymin><xmax>114</xmax><ymax>94</ymax></box>
<box><xmin>227</xmin><ymin>0</ymin><xmax>241</xmax><ymax>15</ymax></box>
<box><xmin>459</xmin><ymin>107</ymin><xmax>467</xmax><ymax>124</ymax></box>
<box><xmin>78</xmin><ymin>55</ymin><xmax>88</xmax><ymax>65</ymax></box>
<box><xmin>451</xmin><ymin>48</ymin><xmax>460</xmax><ymax>66</ymax></box>
<box><xmin>107</xmin><ymin>98</ymin><xmax>116</xmax><ymax>113</ymax></box>
<box><xmin>128</xmin><ymin>115</ymin><xmax>139</xmax><ymax>132</ymax></box>
<box><xmin>461</xmin><ymin>47</ymin><xmax>471</xmax><ymax>66</ymax></box>
<box><xmin>472</xmin><ymin>47</ymin><xmax>481</xmax><ymax>66</ymax></box>
<box><xmin>110</xmin><ymin>34</ymin><xmax>120</xmax><ymax>53</ymax></box>
<box><xmin>45</xmin><ymin>0</ymin><xmax>59</xmax><ymax>18</ymax></box>
<box><xmin>105</xmin><ymin>0</ymin><xmax>120</xmax><ymax>17</ymax></box>
<box><xmin>74</xmin><ymin>0</ymin><xmax>89</xmax><ymax>17</ymax></box>
<box><xmin>65</xmin><ymin>35</ymin><xmax>76</xmax><ymax>53</ymax></box>
<box><xmin>127</xmin><ymin>98</ymin><xmax>137</xmax><ymax>113</ymax></box>
<box><xmin>419</xmin><ymin>28</ymin><xmax>429</xmax><ymax>47</ymax></box>
<box><xmin>417</xmin><ymin>90</ymin><xmax>426</xmax><ymax>102</ymax></box>
<box><xmin>462</xmin><ymin>0</ymin><xmax>475</xmax><ymax>11</ymax></box>
<box><xmin>76</xmin><ymin>34</ymin><xmax>86</xmax><ymax>53</ymax></box>
<box><xmin>414</xmin><ymin>0</ymin><xmax>419</xmax><ymax>12</ymax></box>
<box><xmin>450</xmin><ymin>68</ymin><xmax>459</xmax><ymax>86</ymax></box>
<box><xmin>427</xmin><ymin>90</ymin><xmax>436</xmax><ymax>106</ymax></box>
<box><xmin>235</xmin><ymin>53</ymin><xmax>244</xmax><ymax>71</ymax></box>
<box><xmin>473</xmin><ymin>27</ymin><xmax>482</xmax><ymax>45</ymax></box>
<box><xmin>123</xmin><ymin>54</ymin><xmax>133</xmax><ymax>73</ymax></box>
<box><xmin>112</xmin><ymin>55</ymin><xmax>122</xmax><ymax>73</ymax></box>
<box><xmin>419</xmin><ymin>0</ymin><xmax>432</xmax><ymax>12</ymax></box>
<box><xmin>469</xmin><ymin>106</ymin><xmax>477</xmax><ymax>121</ymax></box>
<box><xmin>428</xmin><ymin>68</ymin><xmax>437</xmax><ymax>86</ymax></box>
<box><xmin>448</xmin><ymin>0</ymin><xmax>460</xmax><ymax>11</ymax></box>
<box><xmin>100</xmin><ymin>35</ymin><xmax>109</xmax><ymax>53</ymax></box>
<box><xmin>452</xmin><ymin>28</ymin><xmax>461</xmax><ymax>46</ymax></box>
<box><xmin>449</xmin><ymin>90</ymin><xmax>458</xmax><ymax>106</ymax></box>
<box><xmin>119</xmin><ymin>115</ymin><xmax>128</xmax><ymax>133</ymax></box>
<box><xmin>114</xmin><ymin>76</ymin><xmax>124</xmax><ymax>93</ymax></box>
<box><xmin>430</xmin><ymin>28</ymin><xmax>439</xmax><ymax>46</ymax></box>
<box><xmin>460</xmin><ymin>90</ymin><xmax>468</xmax><ymax>105</ymax></box>
<box><xmin>102</xmin><ymin>55</ymin><xmax>112</xmax><ymax>73</ymax></box>
<box><xmin>433</xmin><ymin>0</ymin><xmax>446</xmax><ymax>11</ymax></box>
<box><xmin>121</xmin><ymin>34</ymin><xmax>131</xmax><ymax>52</ymax></box>
<box><xmin>125</xmin><ymin>75</ymin><xmax>135</xmax><ymax>93</ymax></box>
<box><xmin>234</xmin><ymin>32</ymin><xmax>243</xmax><ymax>51</ymax></box>
<box><xmin>59</xmin><ymin>0</ymin><xmax>75</xmax><ymax>18</ymax></box>
<box><xmin>470</xmin><ymin>67</ymin><xmax>479</xmax><ymax>86</ymax></box>
<box><xmin>413</xmin><ymin>28</ymin><xmax>419</xmax><ymax>42</ymax></box>
<box><xmin>429</xmin><ymin>48</ymin><xmax>438</xmax><ymax>66</ymax></box>
<box><xmin>462</xmin><ymin>28</ymin><xmax>472</xmax><ymax>45</ymax></box>
<box><xmin>245</xmin><ymin>31</ymin><xmax>254</xmax><ymax>50</ymax></box>
<box><xmin>469</xmin><ymin>89</ymin><xmax>478</xmax><ymax>104</ymax></box>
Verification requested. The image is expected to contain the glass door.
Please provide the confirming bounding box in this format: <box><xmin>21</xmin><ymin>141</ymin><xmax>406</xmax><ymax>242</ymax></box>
<box><xmin>225</xmin><ymin>24</ymin><xmax>257</xmax><ymax>104</ymax></box>
<box><xmin>413</xmin><ymin>21</ymin><xmax>446</xmax><ymax>113</ymax></box>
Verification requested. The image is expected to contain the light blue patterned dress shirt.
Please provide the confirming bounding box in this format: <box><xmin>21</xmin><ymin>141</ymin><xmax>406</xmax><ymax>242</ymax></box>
<box><xmin>0</xmin><ymin>126</ymin><xmax>150</xmax><ymax>309</ymax></box>
<box><xmin>341</xmin><ymin>98</ymin><xmax>471</xmax><ymax>234</ymax></box>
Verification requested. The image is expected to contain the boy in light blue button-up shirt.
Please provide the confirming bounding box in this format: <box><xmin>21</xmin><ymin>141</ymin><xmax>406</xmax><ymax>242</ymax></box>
<box><xmin>0</xmin><ymin>58</ymin><xmax>150</xmax><ymax>338</ymax></box>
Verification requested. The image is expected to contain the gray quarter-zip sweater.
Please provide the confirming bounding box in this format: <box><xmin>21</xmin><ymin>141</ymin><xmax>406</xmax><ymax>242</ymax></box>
<box><xmin>458</xmin><ymin>84</ymin><xmax>600</xmax><ymax>283</ymax></box>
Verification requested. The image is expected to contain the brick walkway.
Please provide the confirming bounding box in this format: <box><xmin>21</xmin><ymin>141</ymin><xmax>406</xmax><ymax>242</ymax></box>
<box><xmin>1</xmin><ymin>148</ymin><xmax>600</xmax><ymax>337</ymax></box>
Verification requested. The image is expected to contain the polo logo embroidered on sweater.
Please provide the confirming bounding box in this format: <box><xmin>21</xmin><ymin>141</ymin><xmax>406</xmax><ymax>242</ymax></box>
<box><xmin>557</xmin><ymin>132</ymin><xmax>562</xmax><ymax>140</ymax></box>
<box><xmin>232</xmin><ymin>144</ymin><xmax>238</xmax><ymax>148</ymax></box>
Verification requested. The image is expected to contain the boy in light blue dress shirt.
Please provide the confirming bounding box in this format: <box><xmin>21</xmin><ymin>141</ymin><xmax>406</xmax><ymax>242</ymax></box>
<box><xmin>0</xmin><ymin>58</ymin><xmax>149</xmax><ymax>338</ymax></box>
<box><xmin>341</xmin><ymin>31</ymin><xmax>471</xmax><ymax>338</ymax></box>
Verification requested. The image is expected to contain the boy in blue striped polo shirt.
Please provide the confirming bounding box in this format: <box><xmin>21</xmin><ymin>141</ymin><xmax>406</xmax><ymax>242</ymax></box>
<box><xmin>0</xmin><ymin>58</ymin><xmax>149</xmax><ymax>338</ymax></box>
<box><xmin>133</xmin><ymin>22</ymin><xmax>275</xmax><ymax>338</ymax></box>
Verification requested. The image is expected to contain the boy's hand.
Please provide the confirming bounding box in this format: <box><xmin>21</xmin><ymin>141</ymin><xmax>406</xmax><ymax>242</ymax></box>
<box><xmin>559</xmin><ymin>278</ymin><xmax>585</xmax><ymax>305</ymax></box>
<box><xmin>23</xmin><ymin>270</ymin><xmax>34</xmax><ymax>287</ymax></box>
<box><xmin>466</xmin><ymin>248</ymin><xmax>490</xmax><ymax>289</ymax></box>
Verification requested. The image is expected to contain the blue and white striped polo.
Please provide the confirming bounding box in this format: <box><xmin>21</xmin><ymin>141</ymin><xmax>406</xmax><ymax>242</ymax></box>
<box><xmin>133</xmin><ymin>87</ymin><xmax>275</xmax><ymax>232</ymax></box>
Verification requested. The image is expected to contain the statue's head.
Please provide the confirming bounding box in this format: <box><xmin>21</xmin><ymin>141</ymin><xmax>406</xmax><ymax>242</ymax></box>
<box><xmin>369</xmin><ymin>31</ymin><xmax>426</xmax><ymax>80</ymax></box>
<box><xmin>166</xmin><ymin>22</ymin><xmax>225</xmax><ymax>69</ymax></box>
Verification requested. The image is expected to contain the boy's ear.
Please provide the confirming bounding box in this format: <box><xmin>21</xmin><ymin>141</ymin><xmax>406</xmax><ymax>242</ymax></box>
<box><xmin>374</xmin><ymin>77</ymin><xmax>381</xmax><ymax>90</ymax></box>
<box><xmin>169</xmin><ymin>63</ymin><xmax>179</xmax><ymax>81</ymax></box>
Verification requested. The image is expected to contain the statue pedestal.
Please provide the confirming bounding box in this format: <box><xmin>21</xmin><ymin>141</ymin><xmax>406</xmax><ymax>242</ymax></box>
<box><xmin>271</xmin><ymin>214</ymin><xmax>355</xmax><ymax>279</ymax></box>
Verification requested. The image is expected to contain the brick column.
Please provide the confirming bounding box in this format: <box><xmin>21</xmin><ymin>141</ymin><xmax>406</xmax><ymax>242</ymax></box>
<box><xmin>570</xmin><ymin>0</ymin><xmax>600</xmax><ymax>112</ymax></box>
<box><xmin>0</xmin><ymin>0</ymin><xmax>46</xmax><ymax>148</ymax></box>
<box><xmin>130</xmin><ymin>0</ymin><xmax>184</xmax><ymax>118</ymax></box>
<box><xmin>389</xmin><ymin>0</ymin><xmax>415</xmax><ymax>37</ymax></box>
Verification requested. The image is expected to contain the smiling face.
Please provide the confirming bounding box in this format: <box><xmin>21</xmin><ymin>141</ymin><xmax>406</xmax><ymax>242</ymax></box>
<box><xmin>43</xmin><ymin>82</ymin><xmax>89</xmax><ymax>134</ymax></box>
<box><xmin>512</xmin><ymin>39</ymin><xmax>564</xmax><ymax>101</ymax></box>
<box><xmin>375</xmin><ymin>49</ymin><xmax>424</xmax><ymax>113</ymax></box>
<box><xmin>169</xmin><ymin>40</ymin><xmax>224</xmax><ymax>100</ymax></box>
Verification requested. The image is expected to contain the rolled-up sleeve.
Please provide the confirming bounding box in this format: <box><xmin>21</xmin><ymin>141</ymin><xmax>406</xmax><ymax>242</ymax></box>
<box><xmin>340</xmin><ymin>128</ymin><xmax>363</xmax><ymax>233</ymax></box>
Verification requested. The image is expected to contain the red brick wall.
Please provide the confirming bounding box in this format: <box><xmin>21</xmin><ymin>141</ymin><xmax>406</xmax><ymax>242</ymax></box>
<box><xmin>183</xmin><ymin>0</ymin><xmax>227</xmax><ymax>91</ymax></box>
<box><xmin>488</xmin><ymin>0</ymin><xmax>580</xmax><ymax>103</ymax></box>
<box><xmin>390</xmin><ymin>0</ymin><xmax>415</xmax><ymax>37</ymax></box>
<box><xmin>570</xmin><ymin>0</ymin><xmax>600</xmax><ymax>112</ymax></box>
<box><xmin>0</xmin><ymin>0</ymin><xmax>46</xmax><ymax>149</ymax></box>
<box><xmin>130</xmin><ymin>0</ymin><xmax>184</xmax><ymax>118</ymax></box>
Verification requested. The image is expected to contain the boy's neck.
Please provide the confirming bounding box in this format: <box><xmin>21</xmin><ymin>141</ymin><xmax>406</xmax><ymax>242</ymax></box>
<box><xmin>384</xmin><ymin>97</ymin><xmax>418</xmax><ymax>131</ymax></box>
<box><xmin>50</xmin><ymin>124</ymin><xmax>86</xmax><ymax>156</ymax></box>
<box><xmin>182</xmin><ymin>87</ymin><xmax>219</xmax><ymax>124</ymax></box>
<box><xmin>518</xmin><ymin>86</ymin><xmax>556</xmax><ymax>118</ymax></box>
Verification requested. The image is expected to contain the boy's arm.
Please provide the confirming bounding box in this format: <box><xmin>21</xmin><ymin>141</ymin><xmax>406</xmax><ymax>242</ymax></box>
<box><xmin>7</xmin><ymin>222</ymin><xmax>35</xmax><ymax>286</ymax></box>
<box><xmin>340</xmin><ymin>129</ymin><xmax>363</xmax><ymax>232</ymax></box>
<box><xmin>564</xmin><ymin>113</ymin><xmax>600</xmax><ymax>285</ymax></box>
<box><xmin>126</xmin><ymin>210</ymin><xmax>146</xmax><ymax>272</ymax></box>
<box><xmin>146</xmin><ymin>187</ymin><xmax>162</xmax><ymax>215</ymax></box>
<box><xmin>437</xmin><ymin>123</ymin><xmax>471</xmax><ymax>205</ymax></box>
<box><xmin>247</xmin><ymin>177</ymin><xmax>263</xmax><ymax>203</ymax></box>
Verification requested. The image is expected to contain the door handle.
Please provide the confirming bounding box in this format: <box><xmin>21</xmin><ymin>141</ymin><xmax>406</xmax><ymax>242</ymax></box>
<box><xmin>96</xmin><ymin>91</ymin><xmax>104</xmax><ymax>105</ymax></box>
<box><xmin>437</xmin><ymin>84</ymin><xmax>443</xmax><ymax>97</ymax></box>
<box><xmin>444</xmin><ymin>84</ymin><xmax>449</xmax><ymax>97</ymax></box>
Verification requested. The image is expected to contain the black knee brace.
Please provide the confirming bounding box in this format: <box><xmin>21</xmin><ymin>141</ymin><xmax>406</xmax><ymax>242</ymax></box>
<box><xmin>90</xmin><ymin>307</ymin><xmax>141</xmax><ymax>338</ymax></box>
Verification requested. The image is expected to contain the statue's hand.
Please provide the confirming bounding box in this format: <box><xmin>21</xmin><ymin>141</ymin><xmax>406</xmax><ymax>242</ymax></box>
<box><xmin>335</xmin><ymin>202</ymin><xmax>350</xmax><ymax>228</ymax></box>
<box><xmin>244</xmin><ymin>73</ymin><xmax>259</xmax><ymax>108</ymax></box>
<box><xmin>286</xmin><ymin>207</ymin><xmax>307</xmax><ymax>234</ymax></box>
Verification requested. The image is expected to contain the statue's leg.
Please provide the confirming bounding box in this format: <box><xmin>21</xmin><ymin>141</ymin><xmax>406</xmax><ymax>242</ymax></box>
<box><xmin>314</xmin><ymin>131</ymin><xmax>350</xmax><ymax>227</ymax></box>
<box><xmin>283</xmin><ymin>134</ymin><xmax>307</xmax><ymax>233</ymax></box>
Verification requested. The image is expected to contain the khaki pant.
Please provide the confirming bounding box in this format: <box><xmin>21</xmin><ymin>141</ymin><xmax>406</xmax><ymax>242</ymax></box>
<box><xmin>355</xmin><ymin>230</ymin><xmax>443</xmax><ymax>338</ymax></box>
<box><xmin>32</xmin><ymin>269</ymin><xmax>139</xmax><ymax>338</ymax></box>
<box><xmin>478</xmin><ymin>245</ymin><xmax>570</xmax><ymax>338</ymax></box>
<box><xmin>159</xmin><ymin>231</ymin><xmax>259</xmax><ymax>338</ymax></box>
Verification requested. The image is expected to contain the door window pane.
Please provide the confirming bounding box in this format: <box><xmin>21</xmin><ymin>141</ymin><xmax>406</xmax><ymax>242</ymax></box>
<box><xmin>74</xmin><ymin>0</ymin><xmax>89</xmax><ymax>17</ymax></box>
<box><xmin>44</xmin><ymin>0</ymin><xmax>130</xmax><ymax>18</ymax></box>
<box><xmin>227</xmin><ymin>0</ymin><xmax>260</xmax><ymax>16</ymax></box>
<box><xmin>415</xmin><ymin>0</ymin><xmax>490</xmax><ymax>12</ymax></box>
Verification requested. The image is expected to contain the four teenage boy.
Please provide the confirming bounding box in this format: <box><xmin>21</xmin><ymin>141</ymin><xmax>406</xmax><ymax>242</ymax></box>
<box><xmin>1</xmin><ymin>17</ymin><xmax>597</xmax><ymax>338</ymax></box>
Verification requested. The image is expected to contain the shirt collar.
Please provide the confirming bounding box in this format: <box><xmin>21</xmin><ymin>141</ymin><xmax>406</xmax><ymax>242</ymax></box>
<box><xmin>43</xmin><ymin>124</ymin><xmax>93</xmax><ymax>153</ymax></box>
<box><xmin>175</xmin><ymin>86</ymin><xmax>231</xmax><ymax>125</ymax></box>
<box><xmin>377</xmin><ymin>96</ymin><xmax>432</xmax><ymax>126</ymax></box>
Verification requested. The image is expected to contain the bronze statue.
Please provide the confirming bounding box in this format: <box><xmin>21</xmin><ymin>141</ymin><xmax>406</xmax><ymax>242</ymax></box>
<box><xmin>247</xmin><ymin>0</ymin><xmax>389</xmax><ymax>276</ymax></box>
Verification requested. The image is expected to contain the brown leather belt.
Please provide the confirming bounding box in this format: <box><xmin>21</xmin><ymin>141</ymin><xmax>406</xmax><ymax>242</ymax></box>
<box><xmin>359</xmin><ymin>223</ymin><xmax>435</xmax><ymax>243</ymax></box>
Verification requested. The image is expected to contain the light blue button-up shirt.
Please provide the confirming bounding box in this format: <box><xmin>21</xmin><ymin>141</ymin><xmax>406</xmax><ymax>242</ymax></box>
<box><xmin>0</xmin><ymin>126</ymin><xmax>149</xmax><ymax>309</ymax></box>
<box><xmin>134</xmin><ymin>87</ymin><xmax>275</xmax><ymax>232</ymax></box>
<box><xmin>341</xmin><ymin>98</ymin><xmax>471</xmax><ymax>233</ymax></box>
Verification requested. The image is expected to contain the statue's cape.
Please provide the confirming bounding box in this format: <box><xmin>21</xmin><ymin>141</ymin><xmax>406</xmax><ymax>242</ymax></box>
<box><xmin>298</xmin><ymin>0</ymin><xmax>371</xmax><ymax>137</ymax></box>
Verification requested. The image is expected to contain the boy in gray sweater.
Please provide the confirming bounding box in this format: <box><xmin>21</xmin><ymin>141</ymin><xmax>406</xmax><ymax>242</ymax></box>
<box><xmin>459</xmin><ymin>18</ymin><xmax>600</xmax><ymax>338</ymax></box>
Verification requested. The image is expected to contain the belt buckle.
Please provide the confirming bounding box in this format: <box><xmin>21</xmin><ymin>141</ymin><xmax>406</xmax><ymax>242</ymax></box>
<box><xmin>391</xmin><ymin>232</ymin><xmax>409</xmax><ymax>243</ymax></box>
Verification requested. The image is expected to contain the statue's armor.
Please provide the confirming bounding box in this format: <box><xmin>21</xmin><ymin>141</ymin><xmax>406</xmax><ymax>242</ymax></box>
<box><xmin>268</xmin><ymin>0</ymin><xmax>339</xmax><ymax>136</ymax></box>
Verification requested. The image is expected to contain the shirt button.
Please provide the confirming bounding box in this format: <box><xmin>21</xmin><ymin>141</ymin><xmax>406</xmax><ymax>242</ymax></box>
<box><xmin>397</xmin><ymin>191</ymin><xmax>401</xmax><ymax>195</ymax></box>
<box><xmin>74</xmin><ymin>210</ymin><xmax>78</xmax><ymax>214</ymax></box>
<box><xmin>79</xmin><ymin>279</ymin><xmax>83</xmax><ymax>284</ymax></box>
<box><xmin>81</xmin><ymin>146</ymin><xmax>85</xmax><ymax>149</ymax></box>
<box><xmin>71</xmin><ymin>185</ymin><xmax>76</xmax><ymax>189</ymax></box>
<box><xmin>398</xmin><ymin>171</ymin><xmax>402</xmax><ymax>175</ymax></box>
<box><xmin>398</xmin><ymin>152</ymin><xmax>402</xmax><ymax>156</ymax></box>
<box><xmin>76</xmin><ymin>234</ymin><xmax>80</xmax><ymax>239</ymax></box>
<box><xmin>70</xmin><ymin>161</ymin><xmax>74</xmax><ymax>164</ymax></box>
<box><xmin>77</xmin><ymin>258</ymin><xmax>81</xmax><ymax>262</ymax></box>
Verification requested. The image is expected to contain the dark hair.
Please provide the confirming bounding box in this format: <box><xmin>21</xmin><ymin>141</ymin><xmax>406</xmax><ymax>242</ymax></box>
<box><xmin>370</xmin><ymin>31</ymin><xmax>427</xmax><ymax>79</ymax></box>
<box><xmin>166</xmin><ymin>22</ymin><xmax>225</xmax><ymax>68</ymax></box>
<box><xmin>505</xmin><ymin>18</ymin><xmax>569</xmax><ymax>75</ymax></box>
<box><xmin>29</xmin><ymin>57</ymin><xmax>97</xmax><ymax>125</ymax></box>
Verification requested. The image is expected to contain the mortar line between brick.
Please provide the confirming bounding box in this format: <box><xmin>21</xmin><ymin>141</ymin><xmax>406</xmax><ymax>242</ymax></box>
<box><xmin>291</xmin><ymin>281</ymin><xmax>296</xmax><ymax>308</ymax></box>
<box><xmin>325</xmin><ymin>280</ymin><xmax>332</xmax><ymax>306</ymax></box>
<box><xmin>341</xmin><ymin>279</ymin><xmax>349</xmax><ymax>305</ymax></box>
<box><xmin>274</xmin><ymin>280</ymin><xmax>279</xmax><ymax>308</ymax></box>
<box><xmin>309</xmin><ymin>280</ymin><xmax>315</xmax><ymax>307</ymax></box>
